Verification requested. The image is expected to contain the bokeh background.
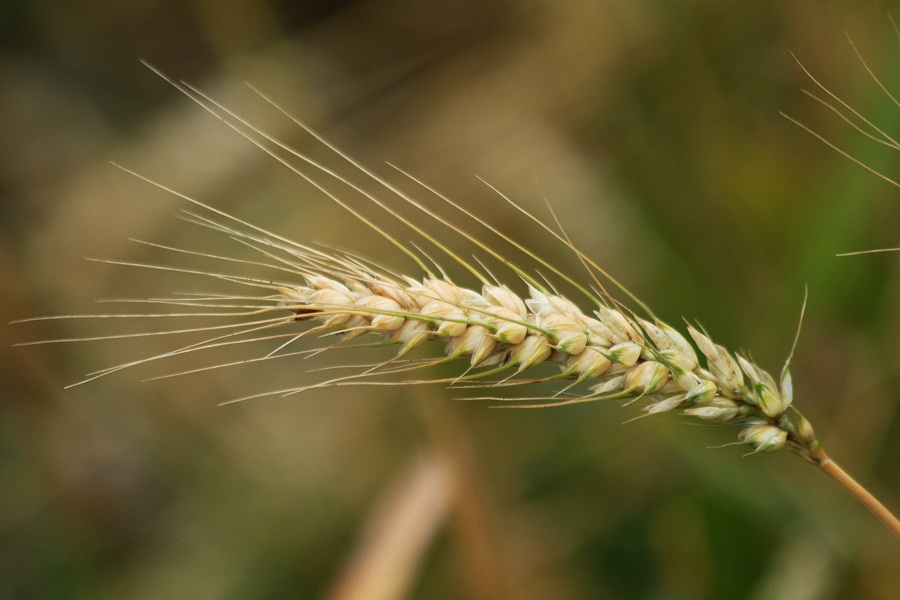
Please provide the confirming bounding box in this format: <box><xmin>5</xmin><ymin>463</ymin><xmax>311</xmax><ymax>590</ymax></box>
<box><xmin>3</xmin><ymin>1</ymin><xmax>900</xmax><ymax>598</ymax></box>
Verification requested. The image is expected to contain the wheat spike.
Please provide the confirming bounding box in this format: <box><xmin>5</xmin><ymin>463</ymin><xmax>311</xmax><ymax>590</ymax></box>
<box><xmin>15</xmin><ymin>66</ymin><xmax>900</xmax><ymax>538</ymax></box>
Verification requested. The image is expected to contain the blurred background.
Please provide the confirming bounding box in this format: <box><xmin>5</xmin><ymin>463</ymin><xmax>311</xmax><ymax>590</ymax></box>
<box><xmin>2</xmin><ymin>1</ymin><xmax>900</xmax><ymax>598</ymax></box>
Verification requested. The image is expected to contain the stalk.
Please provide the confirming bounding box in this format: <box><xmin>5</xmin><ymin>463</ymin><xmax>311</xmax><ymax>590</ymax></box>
<box><xmin>811</xmin><ymin>447</ymin><xmax>900</xmax><ymax>538</ymax></box>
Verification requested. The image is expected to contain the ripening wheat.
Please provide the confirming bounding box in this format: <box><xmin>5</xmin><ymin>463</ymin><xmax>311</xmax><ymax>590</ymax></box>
<box><xmin>14</xmin><ymin>64</ymin><xmax>900</xmax><ymax>538</ymax></box>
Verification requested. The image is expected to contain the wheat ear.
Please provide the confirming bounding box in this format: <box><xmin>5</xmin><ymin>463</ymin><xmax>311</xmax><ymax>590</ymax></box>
<box><xmin>15</xmin><ymin>67</ymin><xmax>900</xmax><ymax>538</ymax></box>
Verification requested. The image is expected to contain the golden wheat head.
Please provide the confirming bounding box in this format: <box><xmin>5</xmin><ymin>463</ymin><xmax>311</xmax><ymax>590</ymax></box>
<box><xmin>13</xmin><ymin>63</ymin><xmax>900</xmax><ymax>538</ymax></box>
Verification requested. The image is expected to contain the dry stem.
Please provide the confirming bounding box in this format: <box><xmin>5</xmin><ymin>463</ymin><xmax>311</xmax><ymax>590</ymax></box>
<box><xmin>811</xmin><ymin>448</ymin><xmax>900</xmax><ymax>539</ymax></box>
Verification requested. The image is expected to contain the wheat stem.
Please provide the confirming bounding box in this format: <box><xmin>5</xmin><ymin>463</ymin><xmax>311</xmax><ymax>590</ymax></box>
<box><xmin>812</xmin><ymin>448</ymin><xmax>900</xmax><ymax>538</ymax></box>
